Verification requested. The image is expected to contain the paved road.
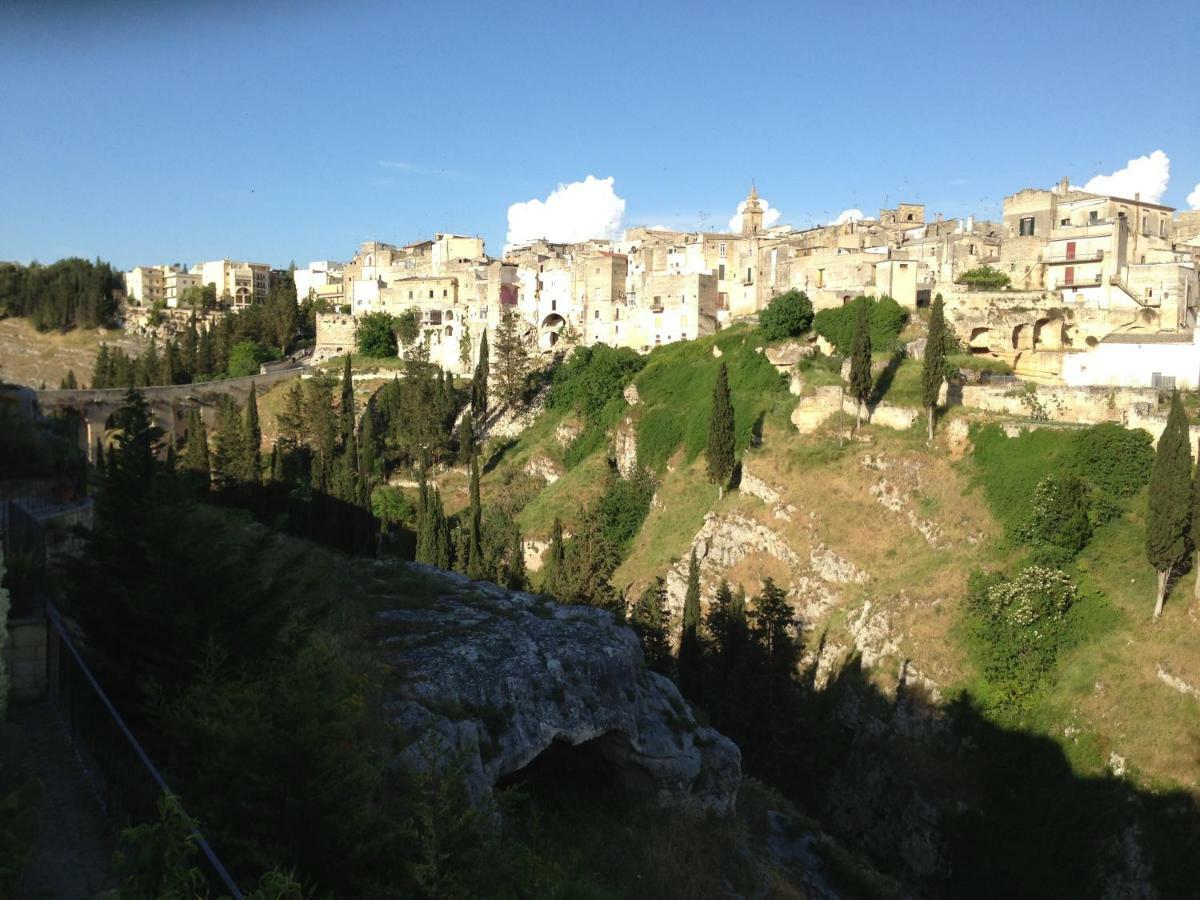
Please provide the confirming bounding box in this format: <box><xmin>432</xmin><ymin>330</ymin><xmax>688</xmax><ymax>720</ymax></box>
<box><xmin>11</xmin><ymin>702</ymin><xmax>117</xmax><ymax>899</ymax></box>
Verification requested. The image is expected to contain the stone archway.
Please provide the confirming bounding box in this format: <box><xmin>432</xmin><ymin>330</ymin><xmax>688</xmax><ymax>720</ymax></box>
<box><xmin>540</xmin><ymin>314</ymin><xmax>566</xmax><ymax>350</ymax></box>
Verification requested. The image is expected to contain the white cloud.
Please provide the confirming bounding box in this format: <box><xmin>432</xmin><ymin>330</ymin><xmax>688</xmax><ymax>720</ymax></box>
<box><xmin>506</xmin><ymin>175</ymin><xmax>626</xmax><ymax>245</ymax></box>
<box><xmin>727</xmin><ymin>198</ymin><xmax>781</xmax><ymax>232</ymax></box>
<box><xmin>828</xmin><ymin>208</ymin><xmax>865</xmax><ymax>226</ymax></box>
<box><xmin>1188</xmin><ymin>183</ymin><xmax>1200</xmax><ymax>210</ymax></box>
<box><xmin>377</xmin><ymin>159</ymin><xmax>468</xmax><ymax>179</ymax></box>
<box><xmin>1082</xmin><ymin>150</ymin><xmax>1170</xmax><ymax>204</ymax></box>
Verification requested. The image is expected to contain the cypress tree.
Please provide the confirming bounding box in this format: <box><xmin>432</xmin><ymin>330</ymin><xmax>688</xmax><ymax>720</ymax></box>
<box><xmin>339</xmin><ymin>354</ymin><xmax>355</xmax><ymax>445</ymax></box>
<box><xmin>92</xmin><ymin>344</ymin><xmax>110</xmax><ymax>389</ymax></box>
<box><xmin>678</xmin><ymin>548</ymin><xmax>703</xmax><ymax>695</ymax></box>
<box><xmin>459</xmin><ymin>409</ymin><xmax>475</xmax><ymax>464</ymax></box>
<box><xmin>1147</xmin><ymin>390</ymin><xmax>1193</xmax><ymax>619</ymax></box>
<box><xmin>849</xmin><ymin>299</ymin><xmax>873</xmax><ymax>427</ymax></box>
<box><xmin>466</xmin><ymin>454</ymin><xmax>484</xmax><ymax>580</ymax></box>
<box><xmin>197</xmin><ymin>325</ymin><xmax>215</xmax><ymax>378</ymax></box>
<box><xmin>921</xmin><ymin>294</ymin><xmax>947</xmax><ymax>441</ymax></box>
<box><xmin>271</xmin><ymin>440</ymin><xmax>286</xmax><ymax>482</ymax></box>
<box><xmin>543</xmin><ymin>517</ymin><xmax>566</xmax><ymax>598</ymax></box>
<box><xmin>359</xmin><ymin>407</ymin><xmax>378</xmax><ymax>485</ymax></box>
<box><xmin>211</xmin><ymin>397</ymin><xmax>245</xmax><ymax>489</ymax></box>
<box><xmin>60</xmin><ymin>369</ymin><xmax>78</xmax><ymax>389</ymax></box>
<box><xmin>471</xmin><ymin>329</ymin><xmax>489</xmax><ymax>420</ymax></box>
<box><xmin>507</xmin><ymin>521</ymin><xmax>526</xmax><ymax>590</ymax></box>
<box><xmin>242</xmin><ymin>382</ymin><xmax>261</xmax><ymax>484</ymax></box>
<box><xmin>705</xmin><ymin>362</ymin><xmax>735</xmax><ymax>498</ymax></box>
<box><xmin>1193</xmin><ymin>439</ymin><xmax>1200</xmax><ymax>601</ymax></box>
<box><xmin>430</xmin><ymin>487</ymin><xmax>451</xmax><ymax>569</ymax></box>
<box><xmin>183</xmin><ymin>408</ymin><xmax>210</xmax><ymax>483</ymax></box>
<box><xmin>415</xmin><ymin>470</ymin><xmax>433</xmax><ymax>564</ymax></box>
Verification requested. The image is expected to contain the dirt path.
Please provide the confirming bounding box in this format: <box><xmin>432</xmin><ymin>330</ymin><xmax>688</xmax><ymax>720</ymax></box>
<box><xmin>11</xmin><ymin>702</ymin><xmax>118</xmax><ymax>899</ymax></box>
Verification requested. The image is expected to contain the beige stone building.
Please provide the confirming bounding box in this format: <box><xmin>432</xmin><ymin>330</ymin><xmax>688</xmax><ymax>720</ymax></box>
<box><xmin>189</xmin><ymin>259</ymin><xmax>270</xmax><ymax>307</ymax></box>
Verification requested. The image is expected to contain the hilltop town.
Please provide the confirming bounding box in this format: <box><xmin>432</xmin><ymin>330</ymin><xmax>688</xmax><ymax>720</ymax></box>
<box><xmin>118</xmin><ymin>178</ymin><xmax>1200</xmax><ymax>392</ymax></box>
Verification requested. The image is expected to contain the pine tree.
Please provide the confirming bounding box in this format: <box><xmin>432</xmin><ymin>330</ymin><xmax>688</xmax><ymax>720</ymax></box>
<box><xmin>471</xmin><ymin>329</ymin><xmax>489</xmax><ymax>420</ymax></box>
<box><xmin>558</xmin><ymin>506</ymin><xmax>621</xmax><ymax>615</ymax></box>
<box><xmin>849</xmin><ymin>299</ymin><xmax>873</xmax><ymax>427</ymax></box>
<box><xmin>492</xmin><ymin>311</ymin><xmax>529</xmax><ymax>407</ymax></box>
<box><xmin>242</xmin><ymin>382</ymin><xmax>262</xmax><ymax>484</ymax></box>
<box><xmin>630</xmin><ymin>577</ymin><xmax>671</xmax><ymax>674</ymax></box>
<box><xmin>705</xmin><ymin>362</ymin><xmax>735</xmax><ymax>498</ymax></box>
<box><xmin>678</xmin><ymin>548</ymin><xmax>703</xmax><ymax>696</ymax></box>
<box><xmin>1147</xmin><ymin>390</ymin><xmax>1193</xmax><ymax>619</ymax></box>
<box><xmin>60</xmin><ymin>369</ymin><xmax>78</xmax><ymax>389</ymax></box>
<box><xmin>339</xmin><ymin>354</ymin><xmax>355</xmax><ymax>446</ymax></box>
<box><xmin>182</xmin><ymin>408</ymin><xmax>210</xmax><ymax>484</ymax></box>
<box><xmin>751</xmin><ymin>578</ymin><xmax>798</xmax><ymax>673</ymax></box>
<box><xmin>921</xmin><ymin>294</ymin><xmax>947</xmax><ymax>441</ymax></box>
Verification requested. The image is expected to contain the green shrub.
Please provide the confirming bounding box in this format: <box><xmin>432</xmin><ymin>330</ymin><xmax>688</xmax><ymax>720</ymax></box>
<box><xmin>1019</xmin><ymin>473</ymin><xmax>1092</xmax><ymax>558</ymax></box>
<box><xmin>596</xmin><ymin>468</ymin><xmax>655</xmax><ymax>550</ymax></box>
<box><xmin>758</xmin><ymin>290</ymin><xmax>813</xmax><ymax>341</ymax></box>
<box><xmin>971</xmin><ymin>425</ymin><xmax>1077</xmax><ymax>536</ymax></box>
<box><xmin>355</xmin><ymin>312</ymin><xmax>398</xmax><ymax>358</ymax></box>
<box><xmin>226</xmin><ymin>340</ymin><xmax>274</xmax><ymax>378</ymax></box>
<box><xmin>813</xmin><ymin>295</ymin><xmax>908</xmax><ymax>354</ymax></box>
<box><xmin>1068</xmin><ymin>423</ymin><xmax>1153</xmax><ymax>498</ymax></box>
<box><xmin>956</xmin><ymin>266</ymin><xmax>1011</xmax><ymax>289</ymax></box>
<box><xmin>967</xmin><ymin>566</ymin><xmax>1078</xmax><ymax>707</ymax></box>
<box><xmin>549</xmin><ymin>344</ymin><xmax>645</xmax><ymax>422</ymax></box>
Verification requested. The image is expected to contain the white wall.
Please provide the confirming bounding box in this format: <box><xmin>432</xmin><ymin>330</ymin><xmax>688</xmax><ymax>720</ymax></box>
<box><xmin>1062</xmin><ymin>339</ymin><xmax>1200</xmax><ymax>389</ymax></box>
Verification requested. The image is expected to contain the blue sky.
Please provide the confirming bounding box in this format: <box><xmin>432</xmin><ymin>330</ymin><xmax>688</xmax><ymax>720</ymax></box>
<box><xmin>2</xmin><ymin>0</ymin><xmax>1197</xmax><ymax>270</ymax></box>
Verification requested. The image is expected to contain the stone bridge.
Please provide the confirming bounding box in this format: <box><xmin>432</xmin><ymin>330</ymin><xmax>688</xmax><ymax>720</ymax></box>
<box><xmin>35</xmin><ymin>367</ymin><xmax>303</xmax><ymax>462</ymax></box>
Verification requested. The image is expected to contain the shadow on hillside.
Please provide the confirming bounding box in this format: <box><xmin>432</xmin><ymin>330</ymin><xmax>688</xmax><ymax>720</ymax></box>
<box><xmin>867</xmin><ymin>350</ymin><xmax>905</xmax><ymax>408</ymax></box>
<box><xmin>791</xmin><ymin>658</ymin><xmax>1200</xmax><ymax>899</ymax></box>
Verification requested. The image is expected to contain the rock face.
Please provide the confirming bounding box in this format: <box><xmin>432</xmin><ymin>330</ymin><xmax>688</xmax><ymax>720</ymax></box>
<box><xmin>611</xmin><ymin>416</ymin><xmax>639</xmax><ymax>478</ymax></box>
<box><xmin>378</xmin><ymin>564</ymin><xmax>741</xmax><ymax>815</ymax></box>
<box><xmin>764</xmin><ymin>341</ymin><xmax>812</xmax><ymax>371</ymax></box>
<box><xmin>523</xmin><ymin>455</ymin><xmax>562</xmax><ymax>484</ymax></box>
<box><xmin>622</xmin><ymin>382</ymin><xmax>641</xmax><ymax>406</ymax></box>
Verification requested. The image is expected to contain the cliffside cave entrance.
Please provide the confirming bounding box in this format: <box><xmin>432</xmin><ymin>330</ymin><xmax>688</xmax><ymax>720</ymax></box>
<box><xmin>496</xmin><ymin>732</ymin><xmax>654</xmax><ymax>799</ymax></box>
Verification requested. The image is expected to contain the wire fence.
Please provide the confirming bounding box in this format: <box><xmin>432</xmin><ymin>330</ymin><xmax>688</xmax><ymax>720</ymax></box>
<box><xmin>45</xmin><ymin>602</ymin><xmax>245</xmax><ymax>899</ymax></box>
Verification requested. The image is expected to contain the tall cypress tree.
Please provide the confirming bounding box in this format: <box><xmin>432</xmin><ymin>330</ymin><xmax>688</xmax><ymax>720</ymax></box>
<box><xmin>242</xmin><ymin>382</ymin><xmax>262</xmax><ymax>484</ymax></box>
<box><xmin>921</xmin><ymin>295</ymin><xmax>947</xmax><ymax>441</ymax></box>
<box><xmin>339</xmin><ymin>354</ymin><xmax>355</xmax><ymax>446</ymax></box>
<box><xmin>506</xmin><ymin>521</ymin><xmax>526</xmax><ymax>590</ymax></box>
<box><xmin>183</xmin><ymin>408</ymin><xmax>210</xmax><ymax>484</ymax></box>
<box><xmin>849</xmin><ymin>299</ymin><xmax>873</xmax><ymax>428</ymax></box>
<box><xmin>1147</xmin><ymin>390</ymin><xmax>1193</xmax><ymax>619</ymax></box>
<box><xmin>92</xmin><ymin>344</ymin><xmax>111</xmax><ymax>389</ymax></box>
<box><xmin>359</xmin><ymin>407</ymin><xmax>378</xmax><ymax>486</ymax></box>
<box><xmin>678</xmin><ymin>548</ymin><xmax>703</xmax><ymax>696</ymax></box>
<box><xmin>466</xmin><ymin>454</ymin><xmax>484</xmax><ymax>580</ymax></box>
<box><xmin>471</xmin><ymin>329</ymin><xmax>489</xmax><ymax>421</ymax></box>
<box><xmin>705</xmin><ymin>362</ymin><xmax>735</xmax><ymax>498</ymax></box>
<box><xmin>211</xmin><ymin>397</ymin><xmax>245</xmax><ymax>489</ymax></box>
<box><xmin>543</xmin><ymin>517</ymin><xmax>566</xmax><ymax>598</ymax></box>
<box><xmin>459</xmin><ymin>409</ymin><xmax>476</xmax><ymax>464</ymax></box>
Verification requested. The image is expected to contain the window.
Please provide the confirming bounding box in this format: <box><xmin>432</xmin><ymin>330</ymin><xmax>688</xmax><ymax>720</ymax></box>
<box><xmin>746</xmin><ymin>267</ymin><xmax>752</xmax><ymax>283</ymax></box>
<box><xmin>1089</xmin><ymin>210</ymin><xmax>1099</xmax><ymax>223</ymax></box>
<box><xmin>906</xmin><ymin>213</ymin><xmax>913</xmax><ymax>221</ymax></box>
<box><xmin>443</xmin><ymin>289</ymin><xmax>448</xmax><ymax>297</ymax></box>
<box><xmin>719</xmin><ymin>243</ymin><xmax>727</xmax><ymax>258</ymax></box>
<box><xmin>1142</xmin><ymin>216</ymin><xmax>1149</xmax><ymax>235</ymax></box>
<box><xmin>614</xmin><ymin>308</ymin><xmax>620</xmax><ymax>320</ymax></box>
<box><xmin>1160</xmin><ymin>219</ymin><xmax>1168</xmax><ymax>238</ymax></box>
<box><xmin>445</xmin><ymin>325</ymin><xmax>453</xmax><ymax>336</ymax></box>
<box><xmin>594</xmin><ymin>309</ymin><xmax>600</xmax><ymax>319</ymax></box>
<box><xmin>1019</xmin><ymin>217</ymin><xmax>1036</xmax><ymax>236</ymax></box>
<box><xmin>428</xmin><ymin>290</ymin><xmax>433</xmax><ymax>298</ymax></box>
<box><xmin>551</xmin><ymin>299</ymin><xmax>556</xmax><ymax>311</ymax></box>
<box><xmin>718</xmin><ymin>263</ymin><xmax>725</xmax><ymax>280</ymax></box>
<box><xmin>1060</xmin><ymin>218</ymin><xmax>1070</xmax><ymax>226</ymax></box>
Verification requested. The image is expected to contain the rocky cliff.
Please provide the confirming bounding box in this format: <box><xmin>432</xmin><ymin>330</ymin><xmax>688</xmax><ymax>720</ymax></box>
<box><xmin>377</xmin><ymin>564</ymin><xmax>741</xmax><ymax>815</ymax></box>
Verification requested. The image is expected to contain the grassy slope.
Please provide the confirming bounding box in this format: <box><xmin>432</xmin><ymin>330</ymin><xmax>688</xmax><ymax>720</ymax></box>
<box><xmin>0</xmin><ymin>317</ymin><xmax>144</xmax><ymax>388</ymax></box>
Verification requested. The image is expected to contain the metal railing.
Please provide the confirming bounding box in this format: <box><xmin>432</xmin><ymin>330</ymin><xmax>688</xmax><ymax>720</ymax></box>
<box><xmin>45</xmin><ymin>602</ymin><xmax>244</xmax><ymax>899</ymax></box>
<box><xmin>1044</xmin><ymin>249</ymin><xmax>1104</xmax><ymax>263</ymax></box>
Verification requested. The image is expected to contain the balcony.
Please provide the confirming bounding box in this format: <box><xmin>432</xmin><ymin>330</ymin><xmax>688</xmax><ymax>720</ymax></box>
<box><xmin>1044</xmin><ymin>249</ymin><xmax>1104</xmax><ymax>264</ymax></box>
<box><xmin>1058</xmin><ymin>274</ymin><xmax>1103</xmax><ymax>289</ymax></box>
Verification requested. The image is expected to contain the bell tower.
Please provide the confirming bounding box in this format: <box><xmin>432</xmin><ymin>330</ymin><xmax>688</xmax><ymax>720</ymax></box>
<box><xmin>741</xmin><ymin>182</ymin><xmax>764</xmax><ymax>236</ymax></box>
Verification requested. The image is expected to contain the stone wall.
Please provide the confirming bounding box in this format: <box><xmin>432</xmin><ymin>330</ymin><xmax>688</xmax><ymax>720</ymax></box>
<box><xmin>313</xmin><ymin>312</ymin><xmax>359</xmax><ymax>362</ymax></box>
<box><xmin>961</xmin><ymin>382</ymin><xmax>1159</xmax><ymax>425</ymax></box>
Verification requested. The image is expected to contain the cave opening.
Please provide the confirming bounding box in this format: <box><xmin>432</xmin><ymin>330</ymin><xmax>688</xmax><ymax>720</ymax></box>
<box><xmin>496</xmin><ymin>732</ymin><xmax>653</xmax><ymax>800</ymax></box>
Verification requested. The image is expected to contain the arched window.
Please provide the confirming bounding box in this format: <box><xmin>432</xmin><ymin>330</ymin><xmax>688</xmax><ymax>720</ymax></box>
<box><xmin>445</xmin><ymin>310</ymin><xmax>454</xmax><ymax>320</ymax></box>
<box><xmin>445</xmin><ymin>325</ymin><xmax>453</xmax><ymax>337</ymax></box>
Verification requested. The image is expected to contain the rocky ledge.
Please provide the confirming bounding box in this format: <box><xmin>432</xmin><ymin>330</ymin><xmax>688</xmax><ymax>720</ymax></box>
<box><xmin>376</xmin><ymin>564</ymin><xmax>741</xmax><ymax>815</ymax></box>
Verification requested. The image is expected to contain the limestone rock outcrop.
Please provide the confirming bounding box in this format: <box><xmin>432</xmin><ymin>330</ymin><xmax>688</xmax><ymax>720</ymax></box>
<box><xmin>612</xmin><ymin>416</ymin><xmax>639</xmax><ymax>478</ymax></box>
<box><xmin>523</xmin><ymin>455</ymin><xmax>562</xmax><ymax>484</ymax></box>
<box><xmin>378</xmin><ymin>564</ymin><xmax>741</xmax><ymax>815</ymax></box>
